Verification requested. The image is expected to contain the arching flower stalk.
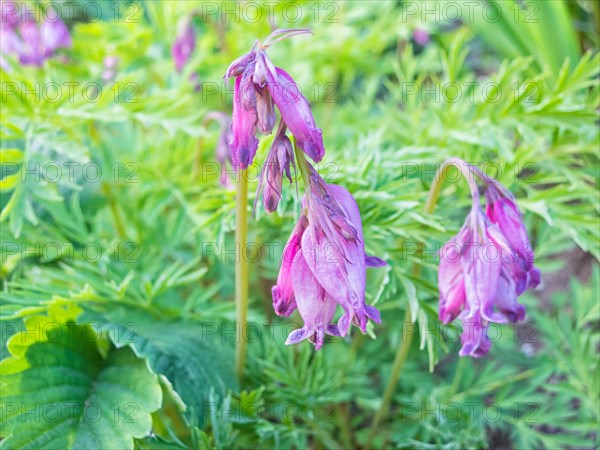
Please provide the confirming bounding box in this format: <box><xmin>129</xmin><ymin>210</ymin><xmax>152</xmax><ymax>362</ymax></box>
<box><xmin>437</xmin><ymin>158</ymin><xmax>540</xmax><ymax>357</ymax></box>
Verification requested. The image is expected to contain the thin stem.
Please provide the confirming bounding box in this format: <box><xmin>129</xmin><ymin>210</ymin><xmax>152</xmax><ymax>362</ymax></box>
<box><xmin>292</xmin><ymin>139</ymin><xmax>311</xmax><ymax>185</ymax></box>
<box><xmin>366</xmin><ymin>160</ymin><xmax>463</xmax><ymax>448</ymax></box>
<box><xmin>235</xmin><ymin>169</ymin><xmax>249</xmax><ymax>379</ymax></box>
<box><xmin>449</xmin><ymin>356</ymin><xmax>467</xmax><ymax>396</ymax></box>
<box><xmin>366</xmin><ymin>305</ymin><xmax>414</xmax><ymax>447</ymax></box>
<box><xmin>338</xmin><ymin>403</ymin><xmax>354</xmax><ymax>448</ymax></box>
<box><xmin>101</xmin><ymin>182</ymin><xmax>126</xmax><ymax>239</ymax></box>
<box><xmin>193</xmin><ymin>136</ymin><xmax>203</xmax><ymax>183</ymax></box>
<box><xmin>305</xmin><ymin>416</ymin><xmax>342</xmax><ymax>449</ymax></box>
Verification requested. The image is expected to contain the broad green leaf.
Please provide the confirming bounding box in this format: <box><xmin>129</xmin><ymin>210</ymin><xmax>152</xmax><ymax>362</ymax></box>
<box><xmin>0</xmin><ymin>322</ymin><xmax>162</xmax><ymax>450</ymax></box>
<box><xmin>80</xmin><ymin>308</ymin><xmax>238</xmax><ymax>426</ymax></box>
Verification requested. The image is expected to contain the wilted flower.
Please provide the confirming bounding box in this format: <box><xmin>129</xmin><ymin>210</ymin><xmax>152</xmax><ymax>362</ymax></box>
<box><xmin>225</xmin><ymin>29</ymin><xmax>324</xmax><ymax>170</ymax></box>
<box><xmin>273</xmin><ymin>163</ymin><xmax>386</xmax><ymax>349</ymax></box>
<box><xmin>437</xmin><ymin>159</ymin><xmax>540</xmax><ymax>358</ymax></box>
<box><xmin>0</xmin><ymin>7</ymin><xmax>71</xmax><ymax>68</ymax></box>
<box><xmin>172</xmin><ymin>20</ymin><xmax>196</xmax><ymax>72</ymax></box>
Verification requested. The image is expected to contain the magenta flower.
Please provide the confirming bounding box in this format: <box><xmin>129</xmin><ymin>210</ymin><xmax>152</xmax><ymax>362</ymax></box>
<box><xmin>255</xmin><ymin>122</ymin><xmax>295</xmax><ymax>213</ymax></box>
<box><xmin>272</xmin><ymin>164</ymin><xmax>385</xmax><ymax>349</ymax></box>
<box><xmin>437</xmin><ymin>159</ymin><xmax>540</xmax><ymax>358</ymax></box>
<box><xmin>225</xmin><ymin>29</ymin><xmax>324</xmax><ymax>170</ymax></box>
<box><xmin>272</xmin><ymin>214</ymin><xmax>306</xmax><ymax>318</ymax></box>
<box><xmin>0</xmin><ymin>24</ymin><xmax>21</xmax><ymax>69</ymax></box>
<box><xmin>101</xmin><ymin>55</ymin><xmax>119</xmax><ymax>83</ymax></box>
<box><xmin>1</xmin><ymin>1</ymin><xmax>19</xmax><ymax>28</ymax></box>
<box><xmin>485</xmin><ymin>184</ymin><xmax>540</xmax><ymax>294</ymax></box>
<box><xmin>412</xmin><ymin>28</ymin><xmax>430</xmax><ymax>46</ymax></box>
<box><xmin>172</xmin><ymin>20</ymin><xmax>196</xmax><ymax>72</ymax></box>
<box><xmin>40</xmin><ymin>15</ymin><xmax>71</xmax><ymax>58</ymax></box>
<box><xmin>230</xmin><ymin>74</ymin><xmax>259</xmax><ymax>168</ymax></box>
<box><xmin>0</xmin><ymin>8</ymin><xmax>70</xmax><ymax>68</ymax></box>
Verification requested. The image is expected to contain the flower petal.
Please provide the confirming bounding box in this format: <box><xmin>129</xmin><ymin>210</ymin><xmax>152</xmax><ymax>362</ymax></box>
<box><xmin>257</xmin><ymin>51</ymin><xmax>324</xmax><ymax>162</ymax></box>
<box><xmin>229</xmin><ymin>74</ymin><xmax>259</xmax><ymax>169</ymax></box>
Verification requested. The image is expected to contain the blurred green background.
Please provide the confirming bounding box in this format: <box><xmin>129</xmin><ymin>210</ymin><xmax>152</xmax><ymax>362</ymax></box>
<box><xmin>1</xmin><ymin>1</ymin><xmax>599</xmax><ymax>449</ymax></box>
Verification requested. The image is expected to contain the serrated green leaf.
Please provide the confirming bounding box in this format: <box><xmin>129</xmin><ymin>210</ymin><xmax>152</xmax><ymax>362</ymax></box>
<box><xmin>0</xmin><ymin>322</ymin><xmax>162</xmax><ymax>450</ymax></box>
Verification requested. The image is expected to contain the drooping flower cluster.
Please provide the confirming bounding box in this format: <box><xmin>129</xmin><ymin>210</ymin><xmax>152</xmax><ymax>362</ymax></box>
<box><xmin>172</xmin><ymin>19</ymin><xmax>196</xmax><ymax>73</ymax></box>
<box><xmin>225</xmin><ymin>30</ymin><xmax>385</xmax><ymax>349</ymax></box>
<box><xmin>171</xmin><ymin>18</ymin><xmax>201</xmax><ymax>90</ymax></box>
<box><xmin>0</xmin><ymin>2</ymin><xmax>71</xmax><ymax>69</ymax></box>
<box><xmin>272</xmin><ymin>165</ymin><xmax>386</xmax><ymax>349</ymax></box>
<box><xmin>437</xmin><ymin>159</ymin><xmax>540</xmax><ymax>357</ymax></box>
<box><xmin>224</xmin><ymin>29</ymin><xmax>324</xmax><ymax>170</ymax></box>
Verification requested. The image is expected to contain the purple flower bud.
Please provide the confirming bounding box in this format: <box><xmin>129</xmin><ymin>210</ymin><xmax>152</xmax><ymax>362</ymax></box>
<box><xmin>101</xmin><ymin>55</ymin><xmax>119</xmax><ymax>83</ymax></box>
<box><xmin>229</xmin><ymin>72</ymin><xmax>259</xmax><ymax>169</ymax></box>
<box><xmin>17</xmin><ymin>20</ymin><xmax>43</xmax><ymax>65</ymax></box>
<box><xmin>412</xmin><ymin>28</ymin><xmax>430</xmax><ymax>46</ymax></box>
<box><xmin>172</xmin><ymin>21</ymin><xmax>195</xmax><ymax>72</ymax></box>
<box><xmin>256</xmin><ymin>124</ymin><xmax>294</xmax><ymax>213</ymax></box>
<box><xmin>203</xmin><ymin>112</ymin><xmax>233</xmax><ymax>186</ymax></box>
<box><xmin>1</xmin><ymin>9</ymin><xmax>71</xmax><ymax>68</ymax></box>
<box><xmin>255</xmin><ymin>85</ymin><xmax>276</xmax><ymax>135</ymax></box>
<box><xmin>40</xmin><ymin>13</ymin><xmax>71</xmax><ymax>57</ymax></box>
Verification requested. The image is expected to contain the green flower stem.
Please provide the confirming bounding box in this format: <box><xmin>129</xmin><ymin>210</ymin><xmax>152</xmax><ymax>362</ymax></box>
<box><xmin>366</xmin><ymin>305</ymin><xmax>414</xmax><ymax>448</ymax></box>
<box><xmin>293</xmin><ymin>139</ymin><xmax>311</xmax><ymax>186</ymax></box>
<box><xmin>449</xmin><ymin>355</ymin><xmax>467</xmax><ymax>396</ymax></box>
<box><xmin>101</xmin><ymin>182</ymin><xmax>126</xmax><ymax>240</ymax></box>
<box><xmin>193</xmin><ymin>136</ymin><xmax>203</xmax><ymax>183</ymax></box>
<box><xmin>367</xmin><ymin>161</ymin><xmax>457</xmax><ymax>448</ymax></box>
<box><xmin>235</xmin><ymin>169</ymin><xmax>249</xmax><ymax>379</ymax></box>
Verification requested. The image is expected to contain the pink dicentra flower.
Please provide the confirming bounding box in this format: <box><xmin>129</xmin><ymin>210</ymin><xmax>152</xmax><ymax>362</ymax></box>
<box><xmin>437</xmin><ymin>159</ymin><xmax>540</xmax><ymax>358</ymax></box>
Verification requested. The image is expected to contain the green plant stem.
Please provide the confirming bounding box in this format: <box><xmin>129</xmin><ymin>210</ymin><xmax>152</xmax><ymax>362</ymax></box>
<box><xmin>338</xmin><ymin>403</ymin><xmax>354</xmax><ymax>448</ymax></box>
<box><xmin>449</xmin><ymin>356</ymin><xmax>467</xmax><ymax>396</ymax></box>
<box><xmin>366</xmin><ymin>162</ymin><xmax>455</xmax><ymax>448</ymax></box>
<box><xmin>235</xmin><ymin>170</ymin><xmax>249</xmax><ymax>380</ymax></box>
<box><xmin>366</xmin><ymin>305</ymin><xmax>413</xmax><ymax>447</ymax></box>
<box><xmin>101</xmin><ymin>182</ymin><xmax>126</xmax><ymax>239</ymax></box>
<box><xmin>305</xmin><ymin>417</ymin><xmax>342</xmax><ymax>449</ymax></box>
<box><xmin>193</xmin><ymin>136</ymin><xmax>203</xmax><ymax>183</ymax></box>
